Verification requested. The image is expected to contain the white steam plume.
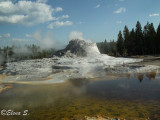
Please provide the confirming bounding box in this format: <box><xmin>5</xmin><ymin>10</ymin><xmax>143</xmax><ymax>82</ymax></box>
<box><xmin>68</xmin><ymin>31</ymin><xmax>91</xmax><ymax>42</ymax></box>
<box><xmin>33</xmin><ymin>30</ymin><xmax>62</xmax><ymax>50</ymax></box>
<box><xmin>12</xmin><ymin>46</ymin><xmax>34</xmax><ymax>56</ymax></box>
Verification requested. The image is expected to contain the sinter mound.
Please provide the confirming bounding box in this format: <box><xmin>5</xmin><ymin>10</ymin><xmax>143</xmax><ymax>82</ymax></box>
<box><xmin>56</xmin><ymin>39</ymin><xmax>100</xmax><ymax>57</ymax></box>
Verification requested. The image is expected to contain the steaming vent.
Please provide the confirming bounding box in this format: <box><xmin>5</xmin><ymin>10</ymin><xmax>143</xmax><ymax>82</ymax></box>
<box><xmin>56</xmin><ymin>39</ymin><xmax>100</xmax><ymax>57</ymax></box>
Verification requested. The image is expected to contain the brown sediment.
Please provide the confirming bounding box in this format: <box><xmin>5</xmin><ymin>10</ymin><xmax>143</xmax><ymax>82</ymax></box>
<box><xmin>0</xmin><ymin>74</ymin><xmax>8</xmax><ymax>81</ymax></box>
<box><xmin>84</xmin><ymin>116</ymin><xmax>117</xmax><ymax>120</ymax></box>
<box><xmin>0</xmin><ymin>65</ymin><xmax>3</xmax><ymax>69</ymax></box>
<box><xmin>0</xmin><ymin>83</ymin><xmax>12</xmax><ymax>93</ymax></box>
<box><xmin>40</xmin><ymin>75</ymin><xmax>54</xmax><ymax>81</ymax></box>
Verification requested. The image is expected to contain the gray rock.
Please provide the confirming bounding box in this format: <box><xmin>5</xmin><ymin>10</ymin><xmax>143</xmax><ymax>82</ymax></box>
<box><xmin>55</xmin><ymin>39</ymin><xmax>100</xmax><ymax>57</ymax></box>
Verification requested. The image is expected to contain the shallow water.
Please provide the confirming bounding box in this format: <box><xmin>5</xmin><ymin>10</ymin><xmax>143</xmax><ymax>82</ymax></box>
<box><xmin>0</xmin><ymin>71</ymin><xmax>160</xmax><ymax>120</ymax></box>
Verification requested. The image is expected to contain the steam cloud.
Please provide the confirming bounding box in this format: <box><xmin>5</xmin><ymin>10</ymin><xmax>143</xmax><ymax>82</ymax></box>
<box><xmin>33</xmin><ymin>30</ymin><xmax>62</xmax><ymax>50</ymax></box>
<box><xmin>68</xmin><ymin>31</ymin><xmax>91</xmax><ymax>42</ymax></box>
<box><xmin>12</xmin><ymin>46</ymin><xmax>34</xmax><ymax>56</ymax></box>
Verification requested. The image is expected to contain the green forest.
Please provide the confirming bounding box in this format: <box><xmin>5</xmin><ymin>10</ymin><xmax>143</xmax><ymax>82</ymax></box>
<box><xmin>97</xmin><ymin>21</ymin><xmax>160</xmax><ymax>57</ymax></box>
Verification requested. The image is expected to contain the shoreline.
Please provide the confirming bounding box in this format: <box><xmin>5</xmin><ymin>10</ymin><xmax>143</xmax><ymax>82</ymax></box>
<box><xmin>0</xmin><ymin>56</ymin><xmax>160</xmax><ymax>93</ymax></box>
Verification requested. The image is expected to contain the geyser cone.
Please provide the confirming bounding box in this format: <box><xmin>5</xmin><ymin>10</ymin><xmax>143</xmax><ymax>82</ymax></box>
<box><xmin>56</xmin><ymin>39</ymin><xmax>100</xmax><ymax>57</ymax></box>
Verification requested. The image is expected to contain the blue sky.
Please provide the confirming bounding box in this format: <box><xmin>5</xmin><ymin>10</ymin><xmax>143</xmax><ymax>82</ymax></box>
<box><xmin>0</xmin><ymin>0</ymin><xmax>160</xmax><ymax>48</ymax></box>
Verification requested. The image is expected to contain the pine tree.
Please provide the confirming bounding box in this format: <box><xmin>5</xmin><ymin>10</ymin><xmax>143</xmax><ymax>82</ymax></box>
<box><xmin>143</xmin><ymin>22</ymin><xmax>150</xmax><ymax>54</ymax></box>
<box><xmin>156</xmin><ymin>23</ymin><xmax>160</xmax><ymax>54</ymax></box>
<box><xmin>123</xmin><ymin>25</ymin><xmax>130</xmax><ymax>55</ymax></box>
<box><xmin>143</xmin><ymin>22</ymin><xmax>156</xmax><ymax>54</ymax></box>
<box><xmin>135</xmin><ymin>21</ymin><xmax>144</xmax><ymax>55</ymax></box>
<box><xmin>104</xmin><ymin>39</ymin><xmax>109</xmax><ymax>54</ymax></box>
<box><xmin>148</xmin><ymin>23</ymin><xmax>156</xmax><ymax>54</ymax></box>
<box><xmin>117</xmin><ymin>31</ymin><xmax>124</xmax><ymax>56</ymax></box>
<box><xmin>129</xmin><ymin>29</ymin><xmax>136</xmax><ymax>55</ymax></box>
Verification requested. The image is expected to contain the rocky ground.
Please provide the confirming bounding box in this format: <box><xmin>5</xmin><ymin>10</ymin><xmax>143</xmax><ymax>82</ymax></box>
<box><xmin>130</xmin><ymin>55</ymin><xmax>160</xmax><ymax>66</ymax></box>
<box><xmin>0</xmin><ymin>40</ymin><xmax>159</xmax><ymax>85</ymax></box>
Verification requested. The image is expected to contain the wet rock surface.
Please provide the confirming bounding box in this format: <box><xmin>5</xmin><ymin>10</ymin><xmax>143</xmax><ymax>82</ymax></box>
<box><xmin>0</xmin><ymin>83</ymin><xmax>12</xmax><ymax>93</ymax></box>
<box><xmin>104</xmin><ymin>64</ymin><xmax>159</xmax><ymax>73</ymax></box>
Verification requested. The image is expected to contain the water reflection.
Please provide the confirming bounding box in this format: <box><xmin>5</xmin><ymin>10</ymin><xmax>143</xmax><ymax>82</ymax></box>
<box><xmin>137</xmin><ymin>74</ymin><xmax>144</xmax><ymax>83</ymax></box>
<box><xmin>0</xmin><ymin>71</ymin><xmax>160</xmax><ymax>110</ymax></box>
<box><xmin>134</xmin><ymin>71</ymin><xmax>158</xmax><ymax>83</ymax></box>
<box><xmin>146</xmin><ymin>72</ymin><xmax>156</xmax><ymax>80</ymax></box>
<box><xmin>86</xmin><ymin>71</ymin><xmax>160</xmax><ymax>100</ymax></box>
<box><xmin>68</xmin><ymin>78</ymin><xmax>89</xmax><ymax>87</ymax></box>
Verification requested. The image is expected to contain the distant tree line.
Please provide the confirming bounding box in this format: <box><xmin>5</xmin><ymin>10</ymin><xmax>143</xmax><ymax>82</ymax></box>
<box><xmin>97</xmin><ymin>21</ymin><xmax>160</xmax><ymax>56</ymax></box>
<box><xmin>0</xmin><ymin>45</ymin><xmax>56</xmax><ymax>65</ymax></box>
<box><xmin>97</xmin><ymin>40</ymin><xmax>117</xmax><ymax>56</ymax></box>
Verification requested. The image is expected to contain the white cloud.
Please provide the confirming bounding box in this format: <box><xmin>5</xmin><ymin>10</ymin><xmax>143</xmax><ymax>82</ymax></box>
<box><xmin>114</xmin><ymin>7</ymin><xmax>126</xmax><ymax>14</ymax></box>
<box><xmin>60</xmin><ymin>15</ymin><xmax>69</xmax><ymax>19</ymax></box>
<box><xmin>25</xmin><ymin>34</ymin><xmax>32</xmax><ymax>38</ymax></box>
<box><xmin>48</xmin><ymin>21</ymin><xmax>73</xmax><ymax>29</ymax></box>
<box><xmin>78</xmin><ymin>21</ymin><xmax>83</xmax><ymax>24</ymax></box>
<box><xmin>116</xmin><ymin>21</ymin><xmax>122</xmax><ymax>24</ymax></box>
<box><xmin>0</xmin><ymin>1</ymin><xmax>63</xmax><ymax>26</ymax></box>
<box><xmin>0</xmin><ymin>0</ymin><xmax>16</xmax><ymax>2</ymax></box>
<box><xmin>149</xmin><ymin>13</ymin><xmax>159</xmax><ymax>17</ymax></box>
<box><xmin>12</xmin><ymin>38</ymin><xmax>30</xmax><ymax>42</ymax></box>
<box><xmin>55</xmin><ymin>7</ymin><xmax>63</xmax><ymax>12</ymax></box>
<box><xmin>3</xmin><ymin>33</ymin><xmax>10</xmax><ymax>38</ymax></box>
<box><xmin>36</xmin><ymin>0</ymin><xmax>48</xmax><ymax>3</ymax></box>
<box><xmin>0</xmin><ymin>33</ymin><xmax>10</xmax><ymax>39</ymax></box>
<box><xmin>94</xmin><ymin>4</ymin><xmax>100</xmax><ymax>8</ymax></box>
<box><xmin>53</xmin><ymin>14</ymin><xmax>69</xmax><ymax>21</ymax></box>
